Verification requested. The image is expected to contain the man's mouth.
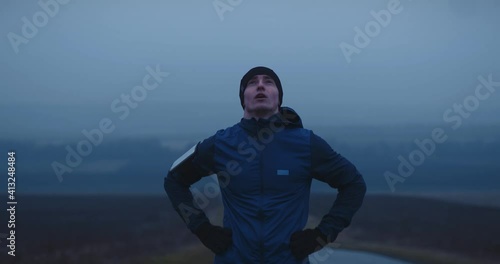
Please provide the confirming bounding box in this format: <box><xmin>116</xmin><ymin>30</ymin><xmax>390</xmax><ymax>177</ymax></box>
<box><xmin>255</xmin><ymin>93</ymin><xmax>267</xmax><ymax>99</ymax></box>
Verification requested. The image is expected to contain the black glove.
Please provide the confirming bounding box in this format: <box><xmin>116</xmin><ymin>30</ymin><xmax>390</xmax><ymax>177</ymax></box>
<box><xmin>194</xmin><ymin>222</ymin><xmax>233</xmax><ymax>255</ymax></box>
<box><xmin>289</xmin><ymin>228</ymin><xmax>331</xmax><ymax>260</ymax></box>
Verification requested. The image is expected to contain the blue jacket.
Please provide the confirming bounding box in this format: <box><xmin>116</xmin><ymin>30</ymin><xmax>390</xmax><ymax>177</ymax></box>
<box><xmin>165</xmin><ymin>107</ymin><xmax>366</xmax><ymax>264</ymax></box>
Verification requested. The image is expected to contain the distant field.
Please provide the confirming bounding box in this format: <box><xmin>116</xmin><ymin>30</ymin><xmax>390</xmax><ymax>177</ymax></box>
<box><xmin>386</xmin><ymin>191</ymin><xmax>500</xmax><ymax>209</ymax></box>
<box><xmin>1</xmin><ymin>127</ymin><xmax>499</xmax><ymax>194</ymax></box>
<box><xmin>0</xmin><ymin>194</ymin><xmax>499</xmax><ymax>264</ymax></box>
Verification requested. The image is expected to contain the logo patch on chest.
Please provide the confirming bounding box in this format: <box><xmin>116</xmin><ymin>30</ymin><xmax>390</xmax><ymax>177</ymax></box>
<box><xmin>277</xmin><ymin>169</ymin><xmax>289</xmax><ymax>176</ymax></box>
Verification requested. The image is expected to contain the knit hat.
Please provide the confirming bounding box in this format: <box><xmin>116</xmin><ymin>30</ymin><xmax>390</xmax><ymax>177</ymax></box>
<box><xmin>239</xmin><ymin>66</ymin><xmax>283</xmax><ymax>109</ymax></box>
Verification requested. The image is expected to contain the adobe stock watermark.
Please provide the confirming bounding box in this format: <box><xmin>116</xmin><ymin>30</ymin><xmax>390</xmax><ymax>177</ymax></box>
<box><xmin>339</xmin><ymin>0</ymin><xmax>411</xmax><ymax>63</ymax></box>
<box><xmin>7</xmin><ymin>0</ymin><xmax>71</xmax><ymax>54</ymax></box>
<box><xmin>213</xmin><ymin>0</ymin><xmax>243</xmax><ymax>21</ymax></box>
<box><xmin>51</xmin><ymin>65</ymin><xmax>170</xmax><ymax>182</ymax></box>
<box><xmin>384</xmin><ymin>74</ymin><xmax>499</xmax><ymax>192</ymax></box>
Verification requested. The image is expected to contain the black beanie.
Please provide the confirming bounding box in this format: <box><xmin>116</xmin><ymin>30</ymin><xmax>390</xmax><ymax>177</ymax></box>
<box><xmin>239</xmin><ymin>66</ymin><xmax>283</xmax><ymax>109</ymax></box>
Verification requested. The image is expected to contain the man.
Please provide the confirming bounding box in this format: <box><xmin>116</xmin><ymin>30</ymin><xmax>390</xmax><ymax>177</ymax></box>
<box><xmin>164</xmin><ymin>66</ymin><xmax>366</xmax><ymax>263</ymax></box>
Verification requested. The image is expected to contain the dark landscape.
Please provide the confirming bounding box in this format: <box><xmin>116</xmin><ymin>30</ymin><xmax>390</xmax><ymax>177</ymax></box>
<box><xmin>1</xmin><ymin>193</ymin><xmax>499</xmax><ymax>264</ymax></box>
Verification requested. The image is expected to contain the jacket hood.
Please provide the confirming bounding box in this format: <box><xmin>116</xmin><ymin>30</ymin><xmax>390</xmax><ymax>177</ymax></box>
<box><xmin>239</xmin><ymin>106</ymin><xmax>303</xmax><ymax>136</ymax></box>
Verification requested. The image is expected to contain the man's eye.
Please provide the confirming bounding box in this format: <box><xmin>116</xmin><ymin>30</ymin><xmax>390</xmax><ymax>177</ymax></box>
<box><xmin>248</xmin><ymin>80</ymin><xmax>256</xmax><ymax>85</ymax></box>
<box><xmin>265</xmin><ymin>80</ymin><xmax>273</xmax><ymax>84</ymax></box>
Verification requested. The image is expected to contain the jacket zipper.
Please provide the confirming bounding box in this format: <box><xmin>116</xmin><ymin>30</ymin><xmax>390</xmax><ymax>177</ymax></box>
<box><xmin>256</xmin><ymin>120</ymin><xmax>265</xmax><ymax>264</ymax></box>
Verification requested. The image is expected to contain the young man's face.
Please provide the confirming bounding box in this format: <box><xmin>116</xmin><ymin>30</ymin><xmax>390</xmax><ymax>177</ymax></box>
<box><xmin>243</xmin><ymin>74</ymin><xmax>280</xmax><ymax>115</ymax></box>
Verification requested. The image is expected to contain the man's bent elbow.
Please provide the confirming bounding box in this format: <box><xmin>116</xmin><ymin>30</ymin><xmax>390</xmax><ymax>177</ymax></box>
<box><xmin>356</xmin><ymin>171</ymin><xmax>367</xmax><ymax>195</ymax></box>
<box><xmin>164</xmin><ymin>170</ymin><xmax>179</xmax><ymax>197</ymax></box>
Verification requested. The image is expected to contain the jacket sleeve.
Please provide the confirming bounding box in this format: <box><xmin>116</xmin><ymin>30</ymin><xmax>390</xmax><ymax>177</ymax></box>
<box><xmin>310</xmin><ymin>131</ymin><xmax>367</xmax><ymax>241</ymax></box>
<box><xmin>164</xmin><ymin>135</ymin><xmax>216</xmax><ymax>233</ymax></box>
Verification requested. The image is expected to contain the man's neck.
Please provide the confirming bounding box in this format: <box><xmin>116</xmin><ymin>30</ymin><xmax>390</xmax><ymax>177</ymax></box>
<box><xmin>243</xmin><ymin>109</ymin><xmax>279</xmax><ymax>121</ymax></box>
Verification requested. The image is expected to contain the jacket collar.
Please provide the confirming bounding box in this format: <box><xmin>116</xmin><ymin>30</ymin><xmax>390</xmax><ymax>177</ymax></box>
<box><xmin>238</xmin><ymin>106</ymin><xmax>303</xmax><ymax>136</ymax></box>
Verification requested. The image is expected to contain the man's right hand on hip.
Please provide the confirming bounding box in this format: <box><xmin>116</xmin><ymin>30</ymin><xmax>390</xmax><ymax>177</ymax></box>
<box><xmin>194</xmin><ymin>222</ymin><xmax>233</xmax><ymax>254</ymax></box>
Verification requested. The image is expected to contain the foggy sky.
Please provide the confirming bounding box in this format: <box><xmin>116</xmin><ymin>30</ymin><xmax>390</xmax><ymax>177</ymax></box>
<box><xmin>1</xmin><ymin>0</ymin><xmax>499</xmax><ymax>141</ymax></box>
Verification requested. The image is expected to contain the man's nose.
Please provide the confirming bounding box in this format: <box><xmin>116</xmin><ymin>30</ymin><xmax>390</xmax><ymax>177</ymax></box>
<box><xmin>257</xmin><ymin>80</ymin><xmax>266</xmax><ymax>90</ymax></box>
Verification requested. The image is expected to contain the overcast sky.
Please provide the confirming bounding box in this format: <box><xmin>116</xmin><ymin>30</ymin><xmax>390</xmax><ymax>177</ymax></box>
<box><xmin>1</xmin><ymin>0</ymin><xmax>499</xmax><ymax>141</ymax></box>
